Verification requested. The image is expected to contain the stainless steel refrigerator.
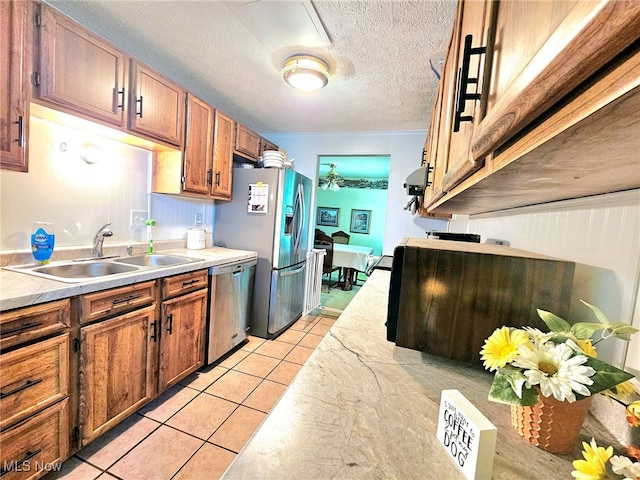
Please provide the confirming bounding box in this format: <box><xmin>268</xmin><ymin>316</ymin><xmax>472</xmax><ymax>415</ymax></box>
<box><xmin>215</xmin><ymin>167</ymin><xmax>312</xmax><ymax>338</ymax></box>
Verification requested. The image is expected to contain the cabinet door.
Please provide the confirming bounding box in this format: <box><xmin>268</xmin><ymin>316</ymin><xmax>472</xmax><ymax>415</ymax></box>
<box><xmin>1</xmin><ymin>0</ymin><xmax>29</xmax><ymax>172</ymax></box>
<box><xmin>211</xmin><ymin>110</ymin><xmax>234</xmax><ymax>199</ymax></box>
<box><xmin>259</xmin><ymin>138</ymin><xmax>278</xmax><ymax>155</ymax></box>
<box><xmin>182</xmin><ymin>94</ymin><xmax>213</xmax><ymax>195</ymax></box>
<box><xmin>0</xmin><ymin>333</ymin><xmax>69</xmax><ymax>431</ymax></box>
<box><xmin>79</xmin><ymin>305</ymin><xmax>156</xmax><ymax>445</ymax></box>
<box><xmin>472</xmin><ymin>0</ymin><xmax>640</xmax><ymax>161</ymax></box>
<box><xmin>234</xmin><ymin>123</ymin><xmax>260</xmax><ymax>161</ymax></box>
<box><xmin>158</xmin><ymin>289</ymin><xmax>206</xmax><ymax>392</ymax></box>
<box><xmin>36</xmin><ymin>4</ymin><xmax>126</xmax><ymax>128</ymax></box>
<box><xmin>0</xmin><ymin>399</ymin><xmax>69</xmax><ymax>480</ymax></box>
<box><xmin>440</xmin><ymin>0</ymin><xmax>491</xmax><ymax>192</ymax></box>
<box><xmin>129</xmin><ymin>60</ymin><xmax>185</xmax><ymax>147</ymax></box>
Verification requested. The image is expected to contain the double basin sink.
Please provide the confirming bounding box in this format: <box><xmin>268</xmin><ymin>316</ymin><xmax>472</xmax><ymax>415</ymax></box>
<box><xmin>5</xmin><ymin>253</ymin><xmax>204</xmax><ymax>283</ymax></box>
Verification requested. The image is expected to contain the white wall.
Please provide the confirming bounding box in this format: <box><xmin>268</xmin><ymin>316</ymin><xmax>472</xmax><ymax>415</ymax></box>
<box><xmin>266</xmin><ymin>131</ymin><xmax>450</xmax><ymax>255</ymax></box>
<box><xmin>448</xmin><ymin>190</ymin><xmax>640</xmax><ymax>371</ymax></box>
<box><xmin>0</xmin><ymin>118</ymin><xmax>210</xmax><ymax>252</ymax></box>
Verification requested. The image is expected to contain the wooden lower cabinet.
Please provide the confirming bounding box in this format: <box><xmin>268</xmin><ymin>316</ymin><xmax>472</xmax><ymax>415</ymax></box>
<box><xmin>79</xmin><ymin>305</ymin><xmax>156</xmax><ymax>445</ymax></box>
<box><xmin>0</xmin><ymin>334</ymin><xmax>69</xmax><ymax>431</ymax></box>
<box><xmin>158</xmin><ymin>288</ymin><xmax>207</xmax><ymax>391</ymax></box>
<box><xmin>0</xmin><ymin>399</ymin><xmax>69</xmax><ymax>480</ymax></box>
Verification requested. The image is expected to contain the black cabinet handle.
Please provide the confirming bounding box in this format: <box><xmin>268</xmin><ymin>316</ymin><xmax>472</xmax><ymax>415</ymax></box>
<box><xmin>117</xmin><ymin>88</ymin><xmax>125</xmax><ymax>110</ymax></box>
<box><xmin>215</xmin><ymin>171</ymin><xmax>221</xmax><ymax>186</ymax></box>
<box><xmin>16</xmin><ymin>116</ymin><xmax>24</xmax><ymax>147</ymax></box>
<box><xmin>136</xmin><ymin>96</ymin><xmax>144</xmax><ymax>117</ymax></box>
<box><xmin>0</xmin><ymin>378</ymin><xmax>42</xmax><ymax>399</ymax></box>
<box><xmin>3</xmin><ymin>321</ymin><xmax>42</xmax><ymax>335</ymax></box>
<box><xmin>150</xmin><ymin>320</ymin><xmax>158</xmax><ymax>342</ymax></box>
<box><xmin>453</xmin><ymin>34</ymin><xmax>486</xmax><ymax>132</ymax></box>
<box><xmin>181</xmin><ymin>279</ymin><xmax>198</xmax><ymax>287</ymax></box>
<box><xmin>206</xmin><ymin>169</ymin><xmax>213</xmax><ymax>186</ymax></box>
<box><xmin>166</xmin><ymin>313</ymin><xmax>173</xmax><ymax>335</ymax></box>
<box><xmin>0</xmin><ymin>448</ymin><xmax>42</xmax><ymax>477</ymax></box>
<box><xmin>112</xmin><ymin>294</ymin><xmax>141</xmax><ymax>305</ymax></box>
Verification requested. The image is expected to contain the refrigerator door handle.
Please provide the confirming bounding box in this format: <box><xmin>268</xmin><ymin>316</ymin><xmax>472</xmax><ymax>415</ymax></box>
<box><xmin>279</xmin><ymin>264</ymin><xmax>306</xmax><ymax>277</ymax></box>
<box><xmin>293</xmin><ymin>183</ymin><xmax>304</xmax><ymax>255</ymax></box>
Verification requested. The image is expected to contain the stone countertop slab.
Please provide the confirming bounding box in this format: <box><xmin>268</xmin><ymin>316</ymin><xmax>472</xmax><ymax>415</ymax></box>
<box><xmin>0</xmin><ymin>246</ymin><xmax>257</xmax><ymax>311</ymax></box>
<box><xmin>221</xmin><ymin>270</ymin><xmax>621</xmax><ymax>480</ymax></box>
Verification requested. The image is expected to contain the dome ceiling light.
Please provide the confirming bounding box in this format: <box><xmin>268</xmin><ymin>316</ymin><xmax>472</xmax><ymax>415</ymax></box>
<box><xmin>281</xmin><ymin>55</ymin><xmax>330</xmax><ymax>92</ymax></box>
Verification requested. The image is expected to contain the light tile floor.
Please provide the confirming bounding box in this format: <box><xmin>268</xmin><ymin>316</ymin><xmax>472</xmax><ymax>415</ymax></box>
<box><xmin>47</xmin><ymin>313</ymin><xmax>336</xmax><ymax>480</ymax></box>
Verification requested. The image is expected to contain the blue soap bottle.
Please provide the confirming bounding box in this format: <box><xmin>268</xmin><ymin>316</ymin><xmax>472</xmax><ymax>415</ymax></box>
<box><xmin>31</xmin><ymin>222</ymin><xmax>55</xmax><ymax>264</ymax></box>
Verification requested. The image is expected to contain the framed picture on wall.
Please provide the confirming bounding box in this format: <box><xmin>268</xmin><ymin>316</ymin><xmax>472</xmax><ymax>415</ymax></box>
<box><xmin>350</xmin><ymin>209</ymin><xmax>371</xmax><ymax>234</ymax></box>
<box><xmin>317</xmin><ymin>207</ymin><xmax>340</xmax><ymax>227</ymax></box>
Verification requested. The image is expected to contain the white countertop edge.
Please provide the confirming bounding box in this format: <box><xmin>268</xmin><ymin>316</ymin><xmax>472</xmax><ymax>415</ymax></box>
<box><xmin>0</xmin><ymin>247</ymin><xmax>257</xmax><ymax>311</ymax></box>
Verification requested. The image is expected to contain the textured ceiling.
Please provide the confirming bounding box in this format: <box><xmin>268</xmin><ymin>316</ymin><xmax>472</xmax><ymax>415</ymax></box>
<box><xmin>46</xmin><ymin>1</ymin><xmax>457</xmax><ymax>136</ymax></box>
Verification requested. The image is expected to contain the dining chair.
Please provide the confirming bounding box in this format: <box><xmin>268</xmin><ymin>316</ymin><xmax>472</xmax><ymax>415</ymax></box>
<box><xmin>331</xmin><ymin>230</ymin><xmax>350</xmax><ymax>244</ymax></box>
<box><xmin>314</xmin><ymin>232</ymin><xmax>341</xmax><ymax>290</ymax></box>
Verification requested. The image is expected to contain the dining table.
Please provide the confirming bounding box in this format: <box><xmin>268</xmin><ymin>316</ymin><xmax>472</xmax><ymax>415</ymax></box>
<box><xmin>332</xmin><ymin>244</ymin><xmax>374</xmax><ymax>290</ymax></box>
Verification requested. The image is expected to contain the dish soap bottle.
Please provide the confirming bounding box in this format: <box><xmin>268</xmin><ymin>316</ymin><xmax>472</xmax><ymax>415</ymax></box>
<box><xmin>145</xmin><ymin>219</ymin><xmax>156</xmax><ymax>253</ymax></box>
<box><xmin>31</xmin><ymin>222</ymin><xmax>55</xmax><ymax>264</ymax></box>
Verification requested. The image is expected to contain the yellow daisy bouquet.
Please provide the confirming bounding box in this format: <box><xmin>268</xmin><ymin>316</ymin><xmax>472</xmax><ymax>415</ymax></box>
<box><xmin>480</xmin><ymin>300</ymin><xmax>638</xmax><ymax>406</ymax></box>
<box><xmin>572</xmin><ymin>438</ymin><xmax>640</xmax><ymax>480</ymax></box>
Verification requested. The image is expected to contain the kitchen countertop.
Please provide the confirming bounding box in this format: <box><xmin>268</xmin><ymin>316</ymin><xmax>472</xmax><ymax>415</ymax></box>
<box><xmin>221</xmin><ymin>269</ymin><xmax>620</xmax><ymax>480</ymax></box>
<box><xmin>0</xmin><ymin>246</ymin><xmax>257</xmax><ymax>311</ymax></box>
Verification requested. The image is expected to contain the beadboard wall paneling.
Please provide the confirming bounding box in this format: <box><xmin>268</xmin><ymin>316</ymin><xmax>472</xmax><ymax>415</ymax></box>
<box><xmin>0</xmin><ymin>118</ymin><xmax>211</xmax><ymax>251</ymax></box>
<box><xmin>449</xmin><ymin>191</ymin><xmax>640</xmax><ymax>369</ymax></box>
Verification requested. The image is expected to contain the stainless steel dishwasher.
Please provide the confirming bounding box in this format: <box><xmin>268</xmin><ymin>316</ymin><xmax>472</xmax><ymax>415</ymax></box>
<box><xmin>206</xmin><ymin>258</ymin><xmax>257</xmax><ymax>365</ymax></box>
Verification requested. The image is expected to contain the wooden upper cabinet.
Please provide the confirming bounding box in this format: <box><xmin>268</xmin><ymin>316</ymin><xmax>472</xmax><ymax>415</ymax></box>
<box><xmin>128</xmin><ymin>60</ymin><xmax>185</xmax><ymax>148</ymax></box>
<box><xmin>259</xmin><ymin>137</ymin><xmax>278</xmax><ymax>156</ymax></box>
<box><xmin>211</xmin><ymin>110</ymin><xmax>234</xmax><ymax>199</ymax></box>
<box><xmin>234</xmin><ymin>123</ymin><xmax>260</xmax><ymax>161</ymax></box>
<box><xmin>183</xmin><ymin>94</ymin><xmax>214</xmax><ymax>195</ymax></box>
<box><xmin>35</xmin><ymin>4</ymin><xmax>127</xmax><ymax>128</ymax></box>
<box><xmin>471</xmin><ymin>0</ymin><xmax>640</xmax><ymax>161</ymax></box>
<box><xmin>1</xmin><ymin>0</ymin><xmax>30</xmax><ymax>172</ymax></box>
<box><xmin>440</xmin><ymin>0</ymin><xmax>491</xmax><ymax>192</ymax></box>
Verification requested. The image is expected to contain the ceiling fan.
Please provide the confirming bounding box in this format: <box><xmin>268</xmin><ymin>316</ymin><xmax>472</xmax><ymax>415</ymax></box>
<box><xmin>320</xmin><ymin>163</ymin><xmax>341</xmax><ymax>191</ymax></box>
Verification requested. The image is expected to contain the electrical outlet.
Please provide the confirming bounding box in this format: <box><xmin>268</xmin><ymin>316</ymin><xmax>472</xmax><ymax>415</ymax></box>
<box><xmin>194</xmin><ymin>212</ymin><xmax>203</xmax><ymax>226</ymax></box>
<box><xmin>130</xmin><ymin>210</ymin><xmax>148</xmax><ymax>227</ymax></box>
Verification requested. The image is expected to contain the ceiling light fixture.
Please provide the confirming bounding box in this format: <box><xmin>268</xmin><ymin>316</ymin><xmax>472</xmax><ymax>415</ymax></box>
<box><xmin>281</xmin><ymin>54</ymin><xmax>330</xmax><ymax>92</ymax></box>
<box><xmin>321</xmin><ymin>163</ymin><xmax>341</xmax><ymax>191</ymax></box>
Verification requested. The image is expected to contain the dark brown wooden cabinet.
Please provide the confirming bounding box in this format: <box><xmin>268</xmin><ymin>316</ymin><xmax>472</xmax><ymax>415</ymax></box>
<box><xmin>35</xmin><ymin>3</ymin><xmax>127</xmax><ymax>129</ymax></box>
<box><xmin>423</xmin><ymin>0</ymin><xmax>640</xmax><ymax>215</ymax></box>
<box><xmin>33</xmin><ymin>3</ymin><xmax>185</xmax><ymax>149</ymax></box>
<box><xmin>388</xmin><ymin>238</ymin><xmax>575</xmax><ymax>364</ymax></box>
<box><xmin>1</xmin><ymin>0</ymin><xmax>30</xmax><ymax>172</ymax></box>
<box><xmin>79</xmin><ymin>305</ymin><xmax>156</xmax><ymax>445</ymax></box>
<box><xmin>211</xmin><ymin>110</ymin><xmax>234</xmax><ymax>199</ymax></box>
<box><xmin>182</xmin><ymin>94</ymin><xmax>214</xmax><ymax>195</ymax></box>
<box><xmin>234</xmin><ymin>123</ymin><xmax>261</xmax><ymax>162</ymax></box>
<box><xmin>128</xmin><ymin>60</ymin><xmax>185</xmax><ymax>148</ymax></box>
<box><xmin>158</xmin><ymin>270</ymin><xmax>207</xmax><ymax>391</ymax></box>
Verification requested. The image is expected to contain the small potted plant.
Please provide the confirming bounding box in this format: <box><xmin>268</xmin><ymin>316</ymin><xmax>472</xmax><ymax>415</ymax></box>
<box><xmin>480</xmin><ymin>300</ymin><xmax>638</xmax><ymax>454</ymax></box>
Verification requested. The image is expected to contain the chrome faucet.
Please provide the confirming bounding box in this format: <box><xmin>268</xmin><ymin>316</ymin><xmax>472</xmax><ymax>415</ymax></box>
<box><xmin>93</xmin><ymin>223</ymin><xmax>113</xmax><ymax>258</ymax></box>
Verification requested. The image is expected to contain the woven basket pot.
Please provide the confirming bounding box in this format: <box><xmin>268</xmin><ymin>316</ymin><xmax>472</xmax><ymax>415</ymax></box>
<box><xmin>510</xmin><ymin>391</ymin><xmax>592</xmax><ymax>454</ymax></box>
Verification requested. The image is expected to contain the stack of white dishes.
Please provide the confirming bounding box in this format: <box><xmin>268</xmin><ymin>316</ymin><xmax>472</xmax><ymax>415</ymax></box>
<box><xmin>262</xmin><ymin>150</ymin><xmax>286</xmax><ymax>169</ymax></box>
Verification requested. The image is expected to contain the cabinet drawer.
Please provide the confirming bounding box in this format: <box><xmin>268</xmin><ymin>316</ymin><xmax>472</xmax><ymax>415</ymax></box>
<box><xmin>0</xmin><ymin>334</ymin><xmax>69</xmax><ymax>431</ymax></box>
<box><xmin>1</xmin><ymin>299</ymin><xmax>70</xmax><ymax>351</ymax></box>
<box><xmin>0</xmin><ymin>398</ymin><xmax>69</xmax><ymax>480</ymax></box>
<box><xmin>162</xmin><ymin>270</ymin><xmax>207</xmax><ymax>299</ymax></box>
<box><xmin>80</xmin><ymin>280</ymin><xmax>156</xmax><ymax>324</ymax></box>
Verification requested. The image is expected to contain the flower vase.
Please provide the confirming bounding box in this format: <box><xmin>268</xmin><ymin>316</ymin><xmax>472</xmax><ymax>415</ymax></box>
<box><xmin>510</xmin><ymin>392</ymin><xmax>592</xmax><ymax>454</ymax></box>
